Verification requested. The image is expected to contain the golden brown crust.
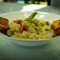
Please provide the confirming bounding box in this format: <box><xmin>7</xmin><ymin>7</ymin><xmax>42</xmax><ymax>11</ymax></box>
<box><xmin>0</xmin><ymin>17</ymin><xmax>9</xmax><ymax>31</ymax></box>
<box><xmin>53</xmin><ymin>20</ymin><xmax>60</xmax><ymax>35</ymax></box>
<box><xmin>54</xmin><ymin>28</ymin><xmax>60</xmax><ymax>35</ymax></box>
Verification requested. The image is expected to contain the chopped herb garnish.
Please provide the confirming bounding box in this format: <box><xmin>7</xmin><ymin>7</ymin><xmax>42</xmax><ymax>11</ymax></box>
<box><xmin>15</xmin><ymin>30</ymin><xmax>19</xmax><ymax>32</ymax></box>
<box><xmin>45</xmin><ymin>21</ymin><xmax>49</xmax><ymax>25</ymax></box>
<box><xmin>50</xmin><ymin>24</ymin><xmax>54</xmax><ymax>29</ymax></box>
<box><xmin>45</xmin><ymin>29</ymin><xmax>49</xmax><ymax>31</ymax></box>
<box><xmin>37</xmin><ymin>32</ymin><xmax>39</xmax><ymax>35</ymax></box>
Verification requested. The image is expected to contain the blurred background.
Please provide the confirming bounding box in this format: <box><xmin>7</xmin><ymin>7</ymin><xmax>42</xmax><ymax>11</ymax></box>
<box><xmin>0</xmin><ymin>0</ymin><xmax>60</xmax><ymax>14</ymax></box>
<box><xmin>0</xmin><ymin>0</ymin><xmax>51</xmax><ymax>5</ymax></box>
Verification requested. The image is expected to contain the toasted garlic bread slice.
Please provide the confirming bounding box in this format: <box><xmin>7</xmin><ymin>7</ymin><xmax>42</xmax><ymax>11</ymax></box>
<box><xmin>53</xmin><ymin>20</ymin><xmax>60</xmax><ymax>35</ymax></box>
<box><xmin>0</xmin><ymin>17</ymin><xmax>9</xmax><ymax>31</ymax></box>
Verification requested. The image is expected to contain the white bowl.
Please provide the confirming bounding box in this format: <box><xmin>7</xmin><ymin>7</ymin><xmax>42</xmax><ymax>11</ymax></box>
<box><xmin>0</xmin><ymin>11</ymin><xmax>60</xmax><ymax>47</ymax></box>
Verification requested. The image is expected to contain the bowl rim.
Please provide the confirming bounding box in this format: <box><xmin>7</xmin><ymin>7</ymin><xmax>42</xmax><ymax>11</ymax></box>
<box><xmin>0</xmin><ymin>11</ymin><xmax>60</xmax><ymax>42</ymax></box>
<box><xmin>1</xmin><ymin>33</ymin><xmax>60</xmax><ymax>42</ymax></box>
<box><xmin>0</xmin><ymin>11</ymin><xmax>60</xmax><ymax>17</ymax></box>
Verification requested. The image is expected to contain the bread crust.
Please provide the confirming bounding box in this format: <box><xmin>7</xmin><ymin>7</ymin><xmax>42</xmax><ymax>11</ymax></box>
<box><xmin>53</xmin><ymin>20</ymin><xmax>60</xmax><ymax>35</ymax></box>
<box><xmin>0</xmin><ymin>17</ymin><xmax>9</xmax><ymax>31</ymax></box>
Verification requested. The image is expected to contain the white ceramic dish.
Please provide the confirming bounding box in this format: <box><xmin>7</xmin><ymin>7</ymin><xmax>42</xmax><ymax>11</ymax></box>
<box><xmin>0</xmin><ymin>11</ymin><xmax>60</xmax><ymax>47</ymax></box>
